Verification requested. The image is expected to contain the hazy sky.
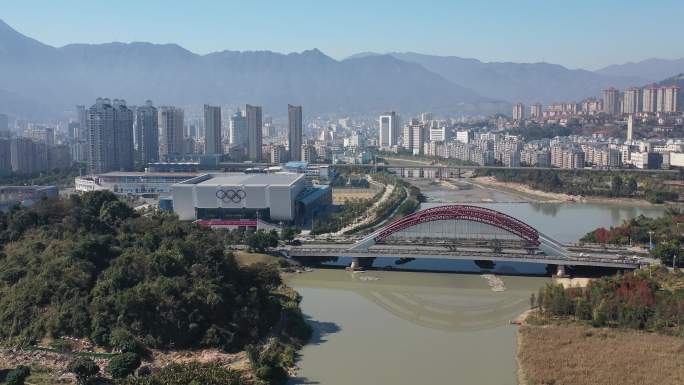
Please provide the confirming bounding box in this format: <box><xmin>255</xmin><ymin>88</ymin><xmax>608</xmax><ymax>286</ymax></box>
<box><xmin>2</xmin><ymin>0</ymin><xmax>683</xmax><ymax>69</ymax></box>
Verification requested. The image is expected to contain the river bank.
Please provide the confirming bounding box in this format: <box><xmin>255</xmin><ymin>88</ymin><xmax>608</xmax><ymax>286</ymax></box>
<box><xmin>516</xmin><ymin>322</ymin><xmax>684</xmax><ymax>385</ymax></box>
<box><xmin>473</xmin><ymin>176</ymin><xmax>660</xmax><ymax>206</ymax></box>
<box><xmin>517</xmin><ymin>267</ymin><xmax>684</xmax><ymax>385</ymax></box>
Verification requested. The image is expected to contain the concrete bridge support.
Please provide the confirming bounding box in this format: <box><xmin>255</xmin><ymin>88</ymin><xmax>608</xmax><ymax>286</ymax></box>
<box><xmin>348</xmin><ymin>257</ymin><xmax>376</xmax><ymax>271</ymax></box>
<box><xmin>556</xmin><ymin>264</ymin><xmax>567</xmax><ymax>277</ymax></box>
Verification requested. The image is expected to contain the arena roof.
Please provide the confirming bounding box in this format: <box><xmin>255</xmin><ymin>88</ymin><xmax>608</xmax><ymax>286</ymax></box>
<box><xmin>186</xmin><ymin>173</ymin><xmax>304</xmax><ymax>187</ymax></box>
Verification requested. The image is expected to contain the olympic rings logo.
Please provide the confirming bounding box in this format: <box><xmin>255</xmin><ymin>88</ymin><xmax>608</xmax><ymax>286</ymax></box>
<box><xmin>216</xmin><ymin>188</ymin><xmax>247</xmax><ymax>203</ymax></box>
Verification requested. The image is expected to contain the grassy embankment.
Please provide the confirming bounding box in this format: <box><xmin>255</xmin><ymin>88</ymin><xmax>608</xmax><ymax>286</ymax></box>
<box><xmin>518</xmin><ymin>324</ymin><xmax>684</xmax><ymax>385</ymax></box>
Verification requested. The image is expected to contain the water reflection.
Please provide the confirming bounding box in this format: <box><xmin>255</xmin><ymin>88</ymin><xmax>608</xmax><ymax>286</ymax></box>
<box><xmin>290</xmin><ymin>270</ymin><xmax>541</xmax><ymax>332</ymax></box>
<box><xmin>528</xmin><ymin>201</ymin><xmax>560</xmax><ymax>216</ymax></box>
<box><xmin>288</xmin><ymin>269</ymin><xmax>546</xmax><ymax>385</ymax></box>
<box><xmin>304</xmin><ymin>315</ymin><xmax>342</xmax><ymax>345</ymax></box>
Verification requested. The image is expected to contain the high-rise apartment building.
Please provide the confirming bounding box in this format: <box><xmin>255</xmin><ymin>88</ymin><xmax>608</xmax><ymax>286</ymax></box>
<box><xmin>642</xmin><ymin>85</ymin><xmax>658</xmax><ymax>113</ymax></box>
<box><xmin>378</xmin><ymin>112</ymin><xmax>399</xmax><ymax>148</ymax></box>
<box><xmin>622</xmin><ymin>87</ymin><xmax>642</xmax><ymax>114</ymax></box>
<box><xmin>580</xmin><ymin>99</ymin><xmax>603</xmax><ymax>115</ymax></box>
<box><xmin>11</xmin><ymin>138</ymin><xmax>47</xmax><ymax>174</ymax></box>
<box><xmin>288</xmin><ymin>104</ymin><xmax>303</xmax><ymax>161</ymax></box>
<box><xmin>456</xmin><ymin>130</ymin><xmax>472</xmax><ymax>144</ymax></box>
<box><xmin>602</xmin><ymin>88</ymin><xmax>620</xmax><ymax>115</ymax></box>
<box><xmin>135</xmin><ymin>100</ymin><xmax>159</xmax><ymax>165</ymax></box>
<box><xmin>158</xmin><ymin>106</ymin><xmax>185</xmax><ymax>160</ymax></box>
<box><xmin>113</xmin><ymin>99</ymin><xmax>134</xmax><ymax>171</ymax></box>
<box><xmin>74</xmin><ymin>105</ymin><xmax>89</xmax><ymax>162</ymax></box>
<box><xmin>0</xmin><ymin>139</ymin><xmax>11</xmax><ymax>176</ymax></box>
<box><xmin>658</xmin><ymin>85</ymin><xmax>679</xmax><ymax>113</ymax></box>
<box><xmin>86</xmin><ymin>98</ymin><xmax>134</xmax><ymax>174</ymax></box>
<box><xmin>246</xmin><ymin>104</ymin><xmax>263</xmax><ymax>161</ymax></box>
<box><xmin>512</xmin><ymin>103</ymin><xmax>525</xmax><ymax>120</ymax></box>
<box><xmin>429</xmin><ymin>126</ymin><xmax>446</xmax><ymax>142</ymax></box>
<box><xmin>530</xmin><ymin>103</ymin><xmax>543</xmax><ymax>119</ymax></box>
<box><xmin>270</xmin><ymin>144</ymin><xmax>288</xmax><ymax>164</ymax></box>
<box><xmin>86</xmin><ymin>98</ymin><xmax>113</xmax><ymax>174</ymax></box>
<box><xmin>229</xmin><ymin>108</ymin><xmax>247</xmax><ymax>147</ymax></box>
<box><xmin>203</xmin><ymin>104</ymin><xmax>222</xmax><ymax>155</ymax></box>
<box><xmin>28</xmin><ymin>126</ymin><xmax>54</xmax><ymax>146</ymax></box>
<box><xmin>301</xmin><ymin>144</ymin><xmax>317</xmax><ymax>163</ymax></box>
<box><xmin>402</xmin><ymin>119</ymin><xmax>427</xmax><ymax>155</ymax></box>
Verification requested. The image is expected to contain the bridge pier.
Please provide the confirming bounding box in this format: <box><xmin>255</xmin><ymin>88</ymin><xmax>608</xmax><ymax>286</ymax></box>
<box><xmin>556</xmin><ymin>264</ymin><xmax>567</xmax><ymax>277</ymax></box>
<box><xmin>349</xmin><ymin>257</ymin><xmax>361</xmax><ymax>271</ymax></box>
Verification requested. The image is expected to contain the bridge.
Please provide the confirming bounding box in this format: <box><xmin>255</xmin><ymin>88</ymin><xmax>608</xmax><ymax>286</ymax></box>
<box><xmin>285</xmin><ymin>205</ymin><xmax>647</xmax><ymax>275</ymax></box>
<box><xmin>332</xmin><ymin>163</ymin><xmax>680</xmax><ymax>180</ymax></box>
<box><xmin>215</xmin><ymin>161</ymin><xmax>679</xmax><ymax>179</ymax></box>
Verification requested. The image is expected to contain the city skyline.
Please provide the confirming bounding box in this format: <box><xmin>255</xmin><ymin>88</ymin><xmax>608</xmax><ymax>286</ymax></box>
<box><xmin>2</xmin><ymin>1</ymin><xmax>684</xmax><ymax>70</ymax></box>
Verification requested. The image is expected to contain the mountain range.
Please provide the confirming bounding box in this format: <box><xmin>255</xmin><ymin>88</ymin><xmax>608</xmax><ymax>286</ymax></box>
<box><xmin>1</xmin><ymin>18</ymin><xmax>684</xmax><ymax>119</ymax></box>
<box><xmin>596</xmin><ymin>59</ymin><xmax>684</xmax><ymax>82</ymax></box>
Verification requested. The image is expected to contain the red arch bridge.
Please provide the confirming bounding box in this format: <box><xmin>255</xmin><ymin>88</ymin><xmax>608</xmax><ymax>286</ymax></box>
<box><xmin>284</xmin><ymin>205</ymin><xmax>648</xmax><ymax>275</ymax></box>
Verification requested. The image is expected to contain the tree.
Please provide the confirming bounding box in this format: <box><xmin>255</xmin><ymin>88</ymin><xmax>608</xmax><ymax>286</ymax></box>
<box><xmin>626</xmin><ymin>177</ymin><xmax>638</xmax><ymax>196</ymax></box>
<box><xmin>611</xmin><ymin>175</ymin><xmax>623</xmax><ymax>196</ymax></box>
<box><xmin>107</xmin><ymin>353</ymin><xmax>141</xmax><ymax>379</ymax></box>
<box><xmin>280</xmin><ymin>227</ymin><xmax>300</xmax><ymax>243</ymax></box>
<box><xmin>109</xmin><ymin>328</ymin><xmax>145</xmax><ymax>355</ymax></box>
<box><xmin>99</xmin><ymin>200</ymin><xmax>135</xmax><ymax>225</ymax></box>
<box><xmin>68</xmin><ymin>357</ymin><xmax>100</xmax><ymax>385</ymax></box>
<box><xmin>268</xmin><ymin>229</ymin><xmax>279</xmax><ymax>248</ymax></box>
<box><xmin>652</xmin><ymin>240</ymin><xmax>681</xmax><ymax>267</ymax></box>
<box><xmin>5</xmin><ymin>366</ymin><xmax>30</xmax><ymax>385</ymax></box>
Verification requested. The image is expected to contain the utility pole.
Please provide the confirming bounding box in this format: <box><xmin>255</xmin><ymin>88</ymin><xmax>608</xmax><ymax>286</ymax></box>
<box><xmin>674</xmin><ymin>254</ymin><xmax>678</xmax><ymax>269</ymax></box>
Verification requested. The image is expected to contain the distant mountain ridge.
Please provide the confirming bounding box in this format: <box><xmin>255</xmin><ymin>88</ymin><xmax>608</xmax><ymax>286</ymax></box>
<box><xmin>597</xmin><ymin>58</ymin><xmax>684</xmax><ymax>83</ymax></box>
<box><xmin>0</xmin><ymin>19</ymin><xmax>502</xmax><ymax>119</ymax></box>
<box><xmin>359</xmin><ymin>52</ymin><xmax>649</xmax><ymax>104</ymax></box>
<box><xmin>2</xmin><ymin>17</ymin><xmax>684</xmax><ymax>120</ymax></box>
<box><xmin>655</xmin><ymin>73</ymin><xmax>684</xmax><ymax>88</ymax></box>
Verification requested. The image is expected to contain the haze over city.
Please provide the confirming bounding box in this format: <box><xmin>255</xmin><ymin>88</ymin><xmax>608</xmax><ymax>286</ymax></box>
<box><xmin>1</xmin><ymin>2</ymin><xmax>684</xmax><ymax>385</ymax></box>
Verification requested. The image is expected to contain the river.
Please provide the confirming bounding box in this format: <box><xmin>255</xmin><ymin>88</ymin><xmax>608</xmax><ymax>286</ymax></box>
<box><xmin>286</xmin><ymin>183</ymin><xmax>666</xmax><ymax>385</ymax></box>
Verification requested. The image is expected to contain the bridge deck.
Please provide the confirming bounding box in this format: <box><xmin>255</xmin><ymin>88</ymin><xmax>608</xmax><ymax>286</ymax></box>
<box><xmin>286</xmin><ymin>243</ymin><xmax>642</xmax><ymax>269</ymax></box>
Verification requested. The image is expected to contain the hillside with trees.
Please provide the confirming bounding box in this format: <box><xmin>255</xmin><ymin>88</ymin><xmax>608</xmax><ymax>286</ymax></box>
<box><xmin>0</xmin><ymin>191</ymin><xmax>310</xmax><ymax>384</ymax></box>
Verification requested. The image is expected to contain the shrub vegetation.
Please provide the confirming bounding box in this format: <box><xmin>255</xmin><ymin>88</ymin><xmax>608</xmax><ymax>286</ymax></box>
<box><xmin>532</xmin><ymin>268</ymin><xmax>684</xmax><ymax>334</ymax></box>
<box><xmin>0</xmin><ymin>191</ymin><xmax>307</xmax><ymax>355</ymax></box>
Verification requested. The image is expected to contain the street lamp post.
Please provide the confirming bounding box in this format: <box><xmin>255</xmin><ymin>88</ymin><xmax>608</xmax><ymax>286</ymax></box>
<box><xmin>648</xmin><ymin>230</ymin><xmax>654</xmax><ymax>250</ymax></box>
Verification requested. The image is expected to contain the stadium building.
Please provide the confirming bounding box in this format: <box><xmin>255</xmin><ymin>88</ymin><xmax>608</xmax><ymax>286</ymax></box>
<box><xmin>172</xmin><ymin>173</ymin><xmax>330</xmax><ymax>223</ymax></box>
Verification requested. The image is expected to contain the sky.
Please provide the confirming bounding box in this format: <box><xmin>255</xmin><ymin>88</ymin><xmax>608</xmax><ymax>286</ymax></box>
<box><xmin>2</xmin><ymin>0</ymin><xmax>683</xmax><ymax>70</ymax></box>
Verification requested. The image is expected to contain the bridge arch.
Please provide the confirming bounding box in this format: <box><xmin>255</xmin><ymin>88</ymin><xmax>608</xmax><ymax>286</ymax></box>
<box><xmin>356</xmin><ymin>205</ymin><xmax>540</xmax><ymax>249</ymax></box>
